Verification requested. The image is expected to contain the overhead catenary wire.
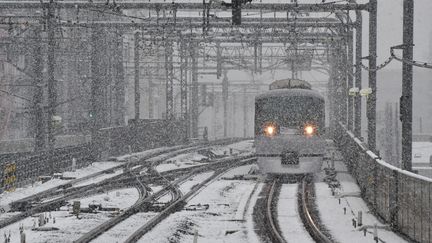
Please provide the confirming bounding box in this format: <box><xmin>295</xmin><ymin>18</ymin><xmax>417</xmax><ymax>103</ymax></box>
<box><xmin>358</xmin><ymin>55</ymin><xmax>394</xmax><ymax>71</ymax></box>
<box><xmin>390</xmin><ymin>47</ymin><xmax>432</xmax><ymax>69</ymax></box>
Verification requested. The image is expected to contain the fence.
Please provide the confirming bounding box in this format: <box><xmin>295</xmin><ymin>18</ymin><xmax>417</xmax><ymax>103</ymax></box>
<box><xmin>0</xmin><ymin>119</ymin><xmax>188</xmax><ymax>191</ymax></box>
<box><xmin>0</xmin><ymin>144</ymin><xmax>94</xmax><ymax>190</ymax></box>
<box><xmin>334</xmin><ymin>122</ymin><xmax>432</xmax><ymax>243</ymax></box>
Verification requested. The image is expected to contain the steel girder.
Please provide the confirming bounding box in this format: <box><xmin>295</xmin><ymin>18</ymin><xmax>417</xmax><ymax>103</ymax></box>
<box><xmin>0</xmin><ymin>2</ymin><xmax>370</xmax><ymax>11</ymax></box>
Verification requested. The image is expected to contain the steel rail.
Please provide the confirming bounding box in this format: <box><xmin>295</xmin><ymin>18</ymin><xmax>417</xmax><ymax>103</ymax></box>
<box><xmin>8</xmin><ymin>137</ymin><xmax>245</xmax><ymax>211</ymax></box>
<box><xmin>1</xmin><ymin>138</ymin><xmax>249</xmax><ymax>229</ymax></box>
<box><xmin>123</xmin><ymin>157</ymin><xmax>256</xmax><ymax>243</ymax></box>
<box><xmin>8</xmin><ymin>145</ymin><xmax>191</xmax><ymax>210</ymax></box>
<box><xmin>265</xmin><ymin>179</ymin><xmax>286</xmax><ymax>243</ymax></box>
<box><xmin>300</xmin><ymin>179</ymin><xmax>333</xmax><ymax>243</ymax></box>
<box><xmin>74</xmin><ymin>155</ymin><xmax>255</xmax><ymax>243</ymax></box>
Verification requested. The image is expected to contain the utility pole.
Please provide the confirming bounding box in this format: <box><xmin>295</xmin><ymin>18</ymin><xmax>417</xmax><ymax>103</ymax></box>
<box><xmin>134</xmin><ymin>31</ymin><xmax>140</xmax><ymax>120</ymax></box>
<box><xmin>347</xmin><ymin>30</ymin><xmax>354</xmax><ymax>131</ymax></box>
<box><xmin>165</xmin><ymin>41</ymin><xmax>174</xmax><ymax>120</ymax></box>
<box><xmin>232</xmin><ymin>0</ymin><xmax>242</xmax><ymax>25</ymax></box>
<box><xmin>47</xmin><ymin>0</ymin><xmax>57</xmax><ymax>150</ymax></box>
<box><xmin>148</xmin><ymin>70</ymin><xmax>153</xmax><ymax>119</ymax></box>
<box><xmin>243</xmin><ymin>87</ymin><xmax>247</xmax><ymax>138</ymax></box>
<box><xmin>401</xmin><ymin>0</ymin><xmax>414</xmax><ymax>171</ymax></box>
<box><xmin>90</xmin><ymin>28</ymin><xmax>104</xmax><ymax>159</ymax></box>
<box><xmin>354</xmin><ymin>10</ymin><xmax>362</xmax><ymax>138</ymax></box>
<box><xmin>340</xmin><ymin>42</ymin><xmax>348</xmax><ymax>124</ymax></box>
<box><xmin>222</xmin><ymin>71</ymin><xmax>228</xmax><ymax>138</ymax></box>
<box><xmin>180</xmin><ymin>40</ymin><xmax>189</xmax><ymax>140</ymax></box>
<box><xmin>180</xmin><ymin>40</ymin><xmax>188</xmax><ymax>121</ymax></box>
<box><xmin>190</xmin><ymin>43</ymin><xmax>199</xmax><ymax>138</ymax></box>
<box><xmin>367</xmin><ymin>0</ymin><xmax>377</xmax><ymax>151</ymax></box>
<box><xmin>32</xmin><ymin>26</ymin><xmax>45</xmax><ymax>151</ymax></box>
<box><xmin>114</xmin><ymin>31</ymin><xmax>125</xmax><ymax>125</ymax></box>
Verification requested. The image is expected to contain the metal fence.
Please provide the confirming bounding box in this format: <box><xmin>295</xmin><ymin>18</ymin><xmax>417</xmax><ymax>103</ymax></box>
<box><xmin>334</xmin><ymin>122</ymin><xmax>432</xmax><ymax>243</ymax></box>
<box><xmin>0</xmin><ymin>119</ymin><xmax>188</xmax><ymax>191</ymax></box>
<box><xmin>0</xmin><ymin>144</ymin><xmax>95</xmax><ymax>190</ymax></box>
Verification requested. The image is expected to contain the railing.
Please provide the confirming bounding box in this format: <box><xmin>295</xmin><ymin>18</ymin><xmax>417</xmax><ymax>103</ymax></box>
<box><xmin>334</xmin><ymin>122</ymin><xmax>432</xmax><ymax>243</ymax></box>
<box><xmin>0</xmin><ymin>144</ymin><xmax>95</xmax><ymax>190</ymax></box>
<box><xmin>0</xmin><ymin>119</ymin><xmax>188</xmax><ymax>191</ymax></box>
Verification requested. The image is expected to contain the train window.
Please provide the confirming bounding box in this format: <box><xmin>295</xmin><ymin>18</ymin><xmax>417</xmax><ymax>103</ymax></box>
<box><xmin>255</xmin><ymin>96</ymin><xmax>324</xmax><ymax>129</ymax></box>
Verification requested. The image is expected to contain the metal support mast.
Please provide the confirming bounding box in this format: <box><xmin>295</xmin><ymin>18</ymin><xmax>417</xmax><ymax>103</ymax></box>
<box><xmin>32</xmin><ymin>27</ymin><xmax>45</xmax><ymax>151</ymax></box>
<box><xmin>222</xmin><ymin>71</ymin><xmax>228</xmax><ymax>138</ymax></box>
<box><xmin>148</xmin><ymin>70</ymin><xmax>154</xmax><ymax>119</ymax></box>
<box><xmin>90</xmin><ymin>28</ymin><xmax>104</xmax><ymax>159</ymax></box>
<box><xmin>114</xmin><ymin>31</ymin><xmax>125</xmax><ymax>125</ymax></box>
<box><xmin>340</xmin><ymin>42</ymin><xmax>348</xmax><ymax>124</ymax></box>
<box><xmin>180</xmin><ymin>40</ymin><xmax>189</xmax><ymax>140</ymax></box>
<box><xmin>347</xmin><ymin>30</ymin><xmax>354</xmax><ymax>131</ymax></box>
<box><xmin>47</xmin><ymin>0</ymin><xmax>57</xmax><ymax>150</ymax></box>
<box><xmin>180</xmin><ymin>40</ymin><xmax>188</xmax><ymax>121</ymax></box>
<box><xmin>243</xmin><ymin>87</ymin><xmax>247</xmax><ymax>137</ymax></box>
<box><xmin>401</xmin><ymin>0</ymin><xmax>414</xmax><ymax>171</ymax></box>
<box><xmin>134</xmin><ymin>31</ymin><xmax>140</xmax><ymax>120</ymax></box>
<box><xmin>367</xmin><ymin>0</ymin><xmax>377</xmax><ymax>151</ymax></box>
<box><xmin>165</xmin><ymin>41</ymin><xmax>174</xmax><ymax>120</ymax></box>
<box><xmin>190</xmin><ymin>43</ymin><xmax>199</xmax><ymax>138</ymax></box>
<box><xmin>354</xmin><ymin>10</ymin><xmax>362</xmax><ymax>138</ymax></box>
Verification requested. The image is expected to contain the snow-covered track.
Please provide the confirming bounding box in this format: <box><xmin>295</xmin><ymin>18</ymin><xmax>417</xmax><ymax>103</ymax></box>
<box><xmin>74</xmin><ymin>155</ymin><xmax>255</xmax><ymax>243</ymax></box>
<box><xmin>299</xmin><ymin>179</ymin><xmax>333</xmax><ymax>243</ymax></box>
<box><xmin>8</xmin><ymin>137</ymin><xmax>246</xmax><ymax>211</ymax></box>
<box><xmin>1</xmin><ymin>140</ymin><xmax>249</xmax><ymax>230</ymax></box>
<box><xmin>265</xmin><ymin>179</ymin><xmax>287</xmax><ymax>243</ymax></box>
<box><xmin>123</xmin><ymin>156</ymin><xmax>257</xmax><ymax>243</ymax></box>
<box><xmin>8</xmin><ymin>144</ymin><xmax>196</xmax><ymax>212</ymax></box>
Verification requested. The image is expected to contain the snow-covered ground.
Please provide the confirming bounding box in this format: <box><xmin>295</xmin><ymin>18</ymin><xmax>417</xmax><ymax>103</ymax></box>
<box><xmin>315</xmin><ymin>158</ymin><xmax>408</xmax><ymax>243</ymax></box>
<box><xmin>136</xmin><ymin>165</ymin><xmax>262</xmax><ymax>243</ymax></box>
<box><xmin>0</xmin><ymin>146</ymin><xmax>187</xmax><ymax>209</ymax></box>
<box><xmin>155</xmin><ymin>140</ymin><xmax>254</xmax><ymax>172</ymax></box>
<box><xmin>0</xmin><ymin>141</ymin><xmax>257</xmax><ymax>243</ymax></box>
<box><xmin>277</xmin><ymin>184</ymin><xmax>314</xmax><ymax>243</ymax></box>
<box><xmin>1</xmin><ymin>188</ymin><xmax>139</xmax><ymax>243</ymax></box>
<box><xmin>179</xmin><ymin>171</ymin><xmax>215</xmax><ymax>194</ymax></box>
<box><xmin>0</xmin><ymin>161</ymin><xmax>122</xmax><ymax>206</ymax></box>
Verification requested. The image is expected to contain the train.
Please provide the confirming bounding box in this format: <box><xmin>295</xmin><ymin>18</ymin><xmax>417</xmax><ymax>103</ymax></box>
<box><xmin>254</xmin><ymin>79</ymin><xmax>326</xmax><ymax>175</ymax></box>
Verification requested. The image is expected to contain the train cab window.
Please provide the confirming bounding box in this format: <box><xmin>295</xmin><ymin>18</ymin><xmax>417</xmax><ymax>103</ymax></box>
<box><xmin>255</xmin><ymin>96</ymin><xmax>324</xmax><ymax>131</ymax></box>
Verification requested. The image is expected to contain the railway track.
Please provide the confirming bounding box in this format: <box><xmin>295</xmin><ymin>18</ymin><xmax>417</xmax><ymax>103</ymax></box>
<box><xmin>75</xmin><ymin>155</ymin><xmax>255</xmax><ymax>243</ymax></box>
<box><xmin>299</xmin><ymin>179</ymin><xmax>333</xmax><ymax>243</ymax></box>
<box><xmin>8</xmin><ymin>137</ymin><xmax>246</xmax><ymax>211</ymax></box>
<box><xmin>264</xmin><ymin>179</ymin><xmax>286</xmax><ymax>243</ymax></box>
<box><xmin>256</xmin><ymin>177</ymin><xmax>334</xmax><ymax>243</ymax></box>
<box><xmin>0</xmin><ymin>139</ymin><xmax>250</xmax><ymax>229</ymax></box>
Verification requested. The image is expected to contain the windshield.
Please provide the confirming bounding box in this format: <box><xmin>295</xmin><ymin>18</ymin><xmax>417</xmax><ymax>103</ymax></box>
<box><xmin>255</xmin><ymin>96</ymin><xmax>324</xmax><ymax>128</ymax></box>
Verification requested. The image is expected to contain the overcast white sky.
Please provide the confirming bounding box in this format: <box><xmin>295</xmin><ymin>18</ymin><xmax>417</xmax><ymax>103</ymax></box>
<box><xmin>361</xmin><ymin>0</ymin><xmax>432</xmax><ymax>69</ymax></box>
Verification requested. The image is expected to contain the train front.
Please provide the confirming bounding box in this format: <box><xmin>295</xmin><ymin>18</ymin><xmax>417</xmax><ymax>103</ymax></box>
<box><xmin>254</xmin><ymin>87</ymin><xmax>326</xmax><ymax>175</ymax></box>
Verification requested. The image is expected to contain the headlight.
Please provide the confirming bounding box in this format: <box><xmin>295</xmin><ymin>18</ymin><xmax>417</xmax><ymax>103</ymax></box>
<box><xmin>265</xmin><ymin>125</ymin><xmax>276</xmax><ymax>136</ymax></box>
<box><xmin>263</xmin><ymin>123</ymin><xmax>278</xmax><ymax>137</ymax></box>
<box><xmin>304</xmin><ymin>125</ymin><xmax>315</xmax><ymax>136</ymax></box>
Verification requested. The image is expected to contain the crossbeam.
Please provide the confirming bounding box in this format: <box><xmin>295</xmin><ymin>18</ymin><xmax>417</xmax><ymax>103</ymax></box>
<box><xmin>0</xmin><ymin>2</ymin><xmax>370</xmax><ymax>11</ymax></box>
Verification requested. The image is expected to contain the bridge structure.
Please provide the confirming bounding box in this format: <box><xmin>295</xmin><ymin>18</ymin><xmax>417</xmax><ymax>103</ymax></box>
<box><xmin>0</xmin><ymin>1</ymin><xmax>431</xmax><ymax>242</ymax></box>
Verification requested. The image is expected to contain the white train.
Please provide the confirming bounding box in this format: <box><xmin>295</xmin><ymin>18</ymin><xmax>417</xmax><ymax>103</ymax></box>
<box><xmin>255</xmin><ymin>79</ymin><xmax>326</xmax><ymax>175</ymax></box>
